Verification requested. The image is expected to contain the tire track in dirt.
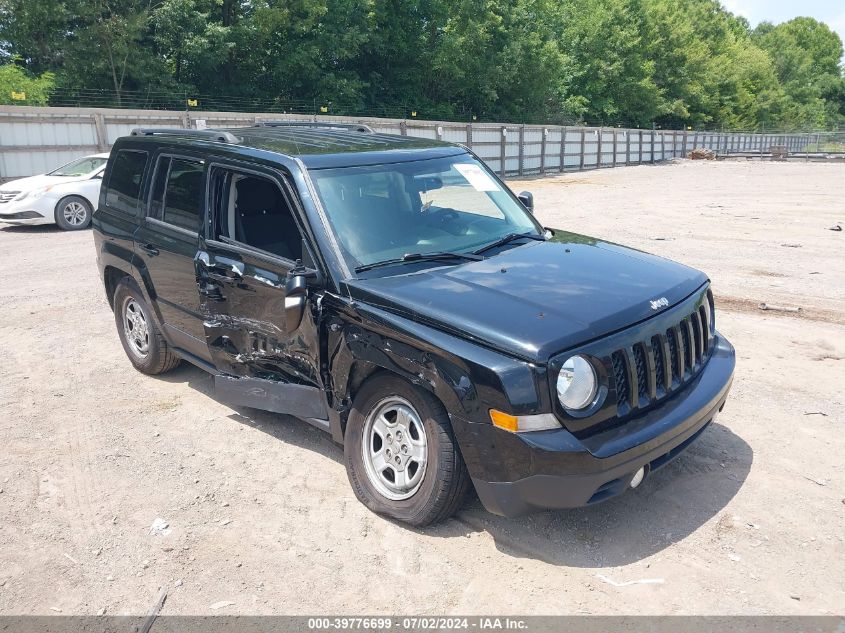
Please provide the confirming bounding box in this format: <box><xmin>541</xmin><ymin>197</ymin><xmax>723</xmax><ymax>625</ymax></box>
<box><xmin>716</xmin><ymin>295</ymin><xmax>845</xmax><ymax>326</ymax></box>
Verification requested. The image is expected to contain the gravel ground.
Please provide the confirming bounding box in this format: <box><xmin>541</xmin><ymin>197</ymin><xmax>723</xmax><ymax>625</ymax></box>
<box><xmin>0</xmin><ymin>160</ymin><xmax>842</xmax><ymax>616</ymax></box>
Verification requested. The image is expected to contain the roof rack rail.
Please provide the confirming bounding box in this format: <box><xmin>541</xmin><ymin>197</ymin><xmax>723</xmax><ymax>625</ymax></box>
<box><xmin>130</xmin><ymin>128</ymin><xmax>240</xmax><ymax>144</ymax></box>
<box><xmin>253</xmin><ymin>120</ymin><xmax>375</xmax><ymax>134</ymax></box>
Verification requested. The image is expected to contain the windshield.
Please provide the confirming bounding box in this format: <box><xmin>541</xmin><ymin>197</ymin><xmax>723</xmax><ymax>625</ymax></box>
<box><xmin>309</xmin><ymin>155</ymin><xmax>541</xmax><ymax>271</ymax></box>
<box><xmin>49</xmin><ymin>156</ymin><xmax>107</xmax><ymax>177</ymax></box>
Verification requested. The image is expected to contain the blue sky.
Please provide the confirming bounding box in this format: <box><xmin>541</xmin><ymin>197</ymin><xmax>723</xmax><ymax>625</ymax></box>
<box><xmin>720</xmin><ymin>0</ymin><xmax>845</xmax><ymax>63</ymax></box>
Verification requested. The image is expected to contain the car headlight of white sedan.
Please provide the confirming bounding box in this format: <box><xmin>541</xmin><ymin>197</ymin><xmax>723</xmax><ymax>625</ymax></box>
<box><xmin>20</xmin><ymin>186</ymin><xmax>55</xmax><ymax>200</ymax></box>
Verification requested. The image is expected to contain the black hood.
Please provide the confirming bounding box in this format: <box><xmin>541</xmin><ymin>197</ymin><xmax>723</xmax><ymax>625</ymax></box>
<box><xmin>346</xmin><ymin>230</ymin><xmax>709</xmax><ymax>361</ymax></box>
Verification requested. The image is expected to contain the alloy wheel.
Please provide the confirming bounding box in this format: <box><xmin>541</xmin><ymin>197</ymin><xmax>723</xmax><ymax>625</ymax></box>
<box><xmin>62</xmin><ymin>201</ymin><xmax>88</xmax><ymax>226</ymax></box>
<box><xmin>122</xmin><ymin>297</ymin><xmax>150</xmax><ymax>359</ymax></box>
<box><xmin>361</xmin><ymin>396</ymin><xmax>428</xmax><ymax>500</ymax></box>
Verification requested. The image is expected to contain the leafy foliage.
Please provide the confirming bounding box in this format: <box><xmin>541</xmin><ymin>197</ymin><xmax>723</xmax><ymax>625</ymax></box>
<box><xmin>0</xmin><ymin>63</ymin><xmax>54</xmax><ymax>104</ymax></box>
<box><xmin>0</xmin><ymin>0</ymin><xmax>842</xmax><ymax>129</ymax></box>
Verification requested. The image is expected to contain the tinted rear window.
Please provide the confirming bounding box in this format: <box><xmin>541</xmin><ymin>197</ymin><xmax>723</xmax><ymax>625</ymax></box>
<box><xmin>151</xmin><ymin>158</ymin><xmax>204</xmax><ymax>232</ymax></box>
<box><xmin>105</xmin><ymin>150</ymin><xmax>148</xmax><ymax>216</ymax></box>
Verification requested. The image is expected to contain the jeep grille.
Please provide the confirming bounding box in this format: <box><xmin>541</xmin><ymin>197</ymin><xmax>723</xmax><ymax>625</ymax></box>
<box><xmin>611</xmin><ymin>290</ymin><xmax>715</xmax><ymax>416</ymax></box>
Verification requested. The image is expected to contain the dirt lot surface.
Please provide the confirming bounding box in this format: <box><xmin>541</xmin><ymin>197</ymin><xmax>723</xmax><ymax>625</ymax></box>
<box><xmin>1</xmin><ymin>160</ymin><xmax>843</xmax><ymax>616</ymax></box>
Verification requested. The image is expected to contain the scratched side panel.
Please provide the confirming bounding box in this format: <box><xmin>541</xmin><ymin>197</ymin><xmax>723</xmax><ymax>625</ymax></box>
<box><xmin>323</xmin><ymin>293</ymin><xmax>550</xmax><ymax>425</ymax></box>
<box><xmin>198</xmin><ymin>243</ymin><xmax>328</xmax><ymax>420</ymax></box>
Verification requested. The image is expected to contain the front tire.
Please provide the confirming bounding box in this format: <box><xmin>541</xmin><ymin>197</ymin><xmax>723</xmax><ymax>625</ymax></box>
<box><xmin>54</xmin><ymin>195</ymin><xmax>92</xmax><ymax>230</ymax></box>
<box><xmin>344</xmin><ymin>374</ymin><xmax>470</xmax><ymax>526</ymax></box>
<box><xmin>113</xmin><ymin>279</ymin><xmax>181</xmax><ymax>375</ymax></box>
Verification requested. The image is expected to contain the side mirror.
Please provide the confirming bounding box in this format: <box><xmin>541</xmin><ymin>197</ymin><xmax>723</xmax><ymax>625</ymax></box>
<box><xmin>283</xmin><ymin>264</ymin><xmax>319</xmax><ymax>332</ymax></box>
<box><xmin>517</xmin><ymin>191</ymin><xmax>534</xmax><ymax>213</ymax></box>
<box><xmin>284</xmin><ymin>272</ymin><xmax>309</xmax><ymax>332</ymax></box>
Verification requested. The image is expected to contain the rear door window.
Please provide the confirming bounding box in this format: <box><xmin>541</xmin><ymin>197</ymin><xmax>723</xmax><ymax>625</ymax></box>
<box><xmin>148</xmin><ymin>156</ymin><xmax>205</xmax><ymax>233</ymax></box>
<box><xmin>104</xmin><ymin>150</ymin><xmax>148</xmax><ymax>216</ymax></box>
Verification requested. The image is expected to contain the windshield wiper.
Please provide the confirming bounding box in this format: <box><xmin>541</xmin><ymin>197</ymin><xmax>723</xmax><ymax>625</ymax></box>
<box><xmin>355</xmin><ymin>251</ymin><xmax>483</xmax><ymax>273</ymax></box>
<box><xmin>473</xmin><ymin>231</ymin><xmax>546</xmax><ymax>256</ymax></box>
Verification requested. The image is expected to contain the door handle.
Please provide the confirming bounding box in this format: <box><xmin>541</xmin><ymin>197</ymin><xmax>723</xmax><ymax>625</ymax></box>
<box><xmin>139</xmin><ymin>243</ymin><xmax>159</xmax><ymax>256</ymax></box>
<box><xmin>196</xmin><ymin>252</ymin><xmax>243</xmax><ymax>283</ymax></box>
<box><xmin>217</xmin><ymin>261</ymin><xmax>244</xmax><ymax>279</ymax></box>
<box><xmin>203</xmin><ymin>260</ymin><xmax>244</xmax><ymax>280</ymax></box>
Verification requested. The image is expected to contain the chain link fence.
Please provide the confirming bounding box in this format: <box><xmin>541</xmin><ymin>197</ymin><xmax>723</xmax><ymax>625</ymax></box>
<box><xmin>1</xmin><ymin>105</ymin><xmax>841</xmax><ymax>181</ymax></box>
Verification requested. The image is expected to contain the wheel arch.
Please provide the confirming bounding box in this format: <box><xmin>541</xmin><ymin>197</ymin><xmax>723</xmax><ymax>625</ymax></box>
<box><xmin>103</xmin><ymin>264</ymin><xmax>129</xmax><ymax>310</ymax></box>
<box><xmin>327</xmin><ymin>315</ymin><xmax>526</xmax><ymax>442</ymax></box>
<box><xmin>332</xmin><ymin>344</ymin><xmax>474</xmax><ymax>443</ymax></box>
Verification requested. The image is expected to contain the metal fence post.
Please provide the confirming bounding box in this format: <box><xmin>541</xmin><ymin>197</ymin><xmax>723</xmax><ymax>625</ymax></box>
<box><xmin>540</xmin><ymin>127</ymin><xmax>547</xmax><ymax>175</ymax></box>
<box><xmin>500</xmin><ymin>126</ymin><xmax>507</xmax><ymax>177</ymax></box>
<box><xmin>465</xmin><ymin>123</ymin><xmax>472</xmax><ymax>150</ymax></box>
<box><xmin>518</xmin><ymin>124</ymin><xmax>525</xmax><ymax>176</ymax></box>
<box><xmin>638</xmin><ymin>130</ymin><xmax>643</xmax><ymax>163</ymax></box>
<box><xmin>625</xmin><ymin>130</ymin><xmax>631</xmax><ymax>165</ymax></box>
<box><xmin>597</xmin><ymin>128</ymin><xmax>604</xmax><ymax>168</ymax></box>
<box><xmin>579</xmin><ymin>128</ymin><xmax>586</xmax><ymax>170</ymax></box>
<box><xmin>559</xmin><ymin>126</ymin><xmax>566</xmax><ymax>173</ymax></box>
<box><xmin>612</xmin><ymin>129</ymin><xmax>618</xmax><ymax>167</ymax></box>
<box><xmin>400</xmin><ymin>121</ymin><xmax>407</xmax><ymax>136</ymax></box>
<box><xmin>92</xmin><ymin>112</ymin><xmax>108</xmax><ymax>151</ymax></box>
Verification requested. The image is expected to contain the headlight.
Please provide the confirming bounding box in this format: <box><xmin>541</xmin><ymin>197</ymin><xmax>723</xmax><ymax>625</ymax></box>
<box><xmin>557</xmin><ymin>355</ymin><xmax>598</xmax><ymax>410</ymax></box>
<box><xmin>22</xmin><ymin>186</ymin><xmax>52</xmax><ymax>200</ymax></box>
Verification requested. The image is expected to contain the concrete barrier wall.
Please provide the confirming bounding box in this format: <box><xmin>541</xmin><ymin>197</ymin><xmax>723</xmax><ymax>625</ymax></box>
<box><xmin>0</xmin><ymin>105</ymin><xmax>808</xmax><ymax>180</ymax></box>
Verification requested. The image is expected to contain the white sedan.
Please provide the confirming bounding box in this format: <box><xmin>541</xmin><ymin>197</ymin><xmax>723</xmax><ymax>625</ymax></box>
<box><xmin>0</xmin><ymin>153</ymin><xmax>110</xmax><ymax>230</ymax></box>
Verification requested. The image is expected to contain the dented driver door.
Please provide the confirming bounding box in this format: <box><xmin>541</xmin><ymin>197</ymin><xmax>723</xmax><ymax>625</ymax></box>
<box><xmin>196</xmin><ymin>166</ymin><xmax>327</xmax><ymax>424</ymax></box>
<box><xmin>196</xmin><ymin>243</ymin><xmax>327</xmax><ymax>422</ymax></box>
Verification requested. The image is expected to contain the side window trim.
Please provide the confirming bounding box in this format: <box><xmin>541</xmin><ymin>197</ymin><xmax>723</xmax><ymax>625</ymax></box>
<box><xmin>146</xmin><ymin>216</ymin><xmax>200</xmax><ymax>239</ymax></box>
<box><xmin>205</xmin><ymin>161</ymin><xmax>318</xmax><ymax>269</ymax></box>
<box><xmin>145</xmin><ymin>152</ymin><xmax>206</xmax><ymax>234</ymax></box>
<box><xmin>206</xmin><ymin>237</ymin><xmax>298</xmax><ymax>269</ymax></box>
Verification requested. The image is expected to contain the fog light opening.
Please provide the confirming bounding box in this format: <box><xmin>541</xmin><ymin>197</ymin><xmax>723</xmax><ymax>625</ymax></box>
<box><xmin>630</xmin><ymin>466</ymin><xmax>646</xmax><ymax>489</ymax></box>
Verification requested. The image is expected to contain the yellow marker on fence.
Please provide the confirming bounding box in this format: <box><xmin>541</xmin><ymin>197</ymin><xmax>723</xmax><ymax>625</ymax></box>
<box><xmin>11</xmin><ymin>91</ymin><xmax>26</xmax><ymax>101</ymax></box>
<box><xmin>411</xmin><ymin>111</ymin><xmax>417</xmax><ymax>117</ymax></box>
<box><xmin>187</xmin><ymin>98</ymin><xmax>198</xmax><ymax>107</ymax></box>
<box><xmin>320</xmin><ymin>106</ymin><xmax>328</xmax><ymax>113</ymax></box>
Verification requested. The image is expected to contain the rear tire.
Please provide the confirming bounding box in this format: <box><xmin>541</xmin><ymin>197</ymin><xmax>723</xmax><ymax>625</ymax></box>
<box><xmin>113</xmin><ymin>278</ymin><xmax>181</xmax><ymax>375</ymax></box>
<box><xmin>344</xmin><ymin>374</ymin><xmax>470</xmax><ymax>526</ymax></box>
<box><xmin>54</xmin><ymin>195</ymin><xmax>92</xmax><ymax>230</ymax></box>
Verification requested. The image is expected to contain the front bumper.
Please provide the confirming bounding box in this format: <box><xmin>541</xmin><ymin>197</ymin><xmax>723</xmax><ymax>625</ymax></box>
<box><xmin>454</xmin><ymin>333</ymin><xmax>735</xmax><ymax>517</ymax></box>
<box><xmin>0</xmin><ymin>197</ymin><xmax>53</xmax><ymax>225</ymax></box>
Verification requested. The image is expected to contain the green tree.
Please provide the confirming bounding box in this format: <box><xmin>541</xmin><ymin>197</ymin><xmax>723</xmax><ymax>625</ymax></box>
<box><xmin>151</xmin><ymin>0</ymin><xmax>232</xmax><ymax>87</ymax></box>
<box><xmin>0</xmin><ymin>0</ymin><xmax>81</xmax><ymax>73</ymax></box>
<box><xmin>754</xmin><ymin>17</ymin><xmax>845</xmax><ymax>129</ymax></box>
<box><xmin>0</xmin><ymin>63</ymin><xmax>54</xmax><ymax>104</ymax></box>
<box><xmin>0</xmin><ymin>0</ymin><xmax>843</xmax><ymax>129</ymax></box>
<box><xmin>56</xmin><ymin>0</ymin><xmax>171</xmax><ymax>105</ymax></box>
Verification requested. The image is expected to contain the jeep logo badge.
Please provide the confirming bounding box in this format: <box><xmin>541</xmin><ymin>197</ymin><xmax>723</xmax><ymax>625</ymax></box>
<box><xmin>650</xmin><ymin>297</ymin><xmax>669</xmax><ymax>310</ymax></box>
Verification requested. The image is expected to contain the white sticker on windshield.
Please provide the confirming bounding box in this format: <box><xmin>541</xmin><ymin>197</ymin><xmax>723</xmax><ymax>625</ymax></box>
<box><xmin>455</xmin><ymin>163</ymin><xmax>500</xmax><ymax>192</ymax></box>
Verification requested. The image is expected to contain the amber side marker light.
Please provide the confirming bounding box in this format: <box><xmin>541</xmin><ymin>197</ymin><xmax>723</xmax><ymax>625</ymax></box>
<box><xmin>490</xmin><ymin>409</ymin><xmax>519</xmax><ymax>432</ymax></box>
<box><xmin>489</xmin><ymin>409</ymin><xmax>562</xmax><ymax>433</ymax></box>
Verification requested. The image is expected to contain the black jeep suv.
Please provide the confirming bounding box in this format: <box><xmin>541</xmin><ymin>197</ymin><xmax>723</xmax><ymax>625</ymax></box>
<box><xmin>93</xmin><ymin>122</ymin><xmax>735</xmax><ymax>525</ymax></box>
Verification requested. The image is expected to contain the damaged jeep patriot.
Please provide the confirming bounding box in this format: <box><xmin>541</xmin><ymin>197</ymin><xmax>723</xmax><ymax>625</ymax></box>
<box><xmin>93</xmin><ymin>122</ymin><xmax>735</xmax><ymax>525</ymax></box>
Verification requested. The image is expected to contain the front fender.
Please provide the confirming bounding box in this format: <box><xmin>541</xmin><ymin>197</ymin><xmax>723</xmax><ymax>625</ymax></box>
<box><xmin>325</xmin><ymin>297</ymin><xmax>552</xmax><ymax>440</ymax></box>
